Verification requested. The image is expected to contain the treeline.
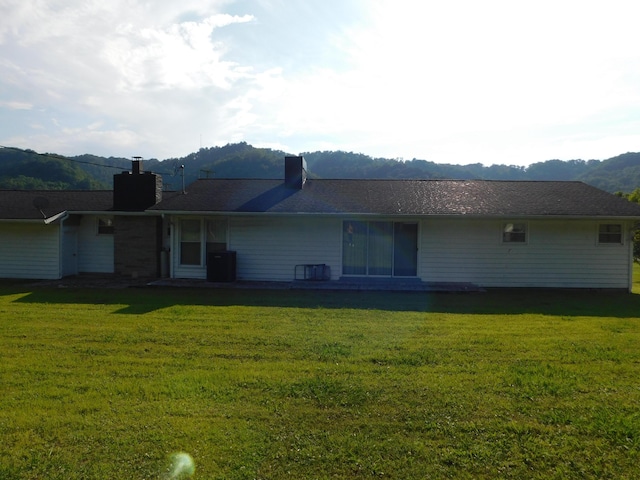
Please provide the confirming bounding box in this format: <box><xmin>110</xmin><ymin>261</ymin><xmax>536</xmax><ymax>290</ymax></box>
<box><xmin>2</xmin><ymin>143</ymin><xmax>640</xmax><ymax>193</ymax></box>
<box><xmin>0</xmin><ymin>148</ymin><xmax>103</xmax><ymax>190</ymax></box>
<box><xmin>617</xmin><ymin>189</ymin><xmax>640</xmax><ymax>260</ymax></box>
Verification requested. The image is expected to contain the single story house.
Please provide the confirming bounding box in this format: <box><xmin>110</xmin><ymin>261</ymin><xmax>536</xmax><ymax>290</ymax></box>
<box><xmin>0</xmin><ymin>189</ymin><xmax>114</xmax><ymax>279</ymax></box>
<box><xmin>0</xmin><ymin>160</ymin><xmax>168</xmax><ymax>280</ymax></box>
<box><xmin>2</xmin><ymin>156</ymin><xmax>640</xmax><ymax>291</ymax></box>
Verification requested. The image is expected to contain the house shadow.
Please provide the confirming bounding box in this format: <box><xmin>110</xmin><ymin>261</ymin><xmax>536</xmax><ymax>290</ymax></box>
<box><xmin>237</xmin><ymin>185</ymin><xmax>297</xmax><ymax>212</ymax></box>
<box><xmin>7</xmin><ymin>282</ymin><xmax>640</xmax><ymax>317</ymax></box>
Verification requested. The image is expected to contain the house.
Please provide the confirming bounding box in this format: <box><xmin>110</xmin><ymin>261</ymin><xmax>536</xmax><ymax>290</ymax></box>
<box><xmin>0</xmin><ymin>159</ymin><xmax>168</xmax><ymax>280</ymax></box>
<box><xmin>1</xmin><ymin>156</ymin><xmax>640</xmax><ymax>291</ymax></box>
<box><xmin>151</xmin><ymin>157</ymin><xmax>640</xmax><ymax>291</ymax></box>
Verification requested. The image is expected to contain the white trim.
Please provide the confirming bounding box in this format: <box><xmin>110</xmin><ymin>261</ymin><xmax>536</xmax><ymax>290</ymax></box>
<box><xmin>597</xmin><ymin>222</ymin><xmax>624</xmax><ymax>245</ymax></box>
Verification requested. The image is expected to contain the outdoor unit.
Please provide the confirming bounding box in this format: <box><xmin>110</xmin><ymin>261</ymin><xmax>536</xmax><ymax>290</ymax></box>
<box><xmin>207</xmin><ymin>251</ymin><xmax>237</xmax><ymax>282</ymax></box>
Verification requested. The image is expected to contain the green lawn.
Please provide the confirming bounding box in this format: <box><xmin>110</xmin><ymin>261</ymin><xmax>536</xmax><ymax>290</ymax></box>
<box><xmin>1</xmin><ymin>270</ymin><xmax>640</xmax><ymax>479</ymax></box>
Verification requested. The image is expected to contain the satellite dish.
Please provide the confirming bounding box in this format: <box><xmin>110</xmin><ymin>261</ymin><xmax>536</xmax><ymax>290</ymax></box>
<box><xmin>33</xmin><ymin>196</ymin><xmax>49</xmax><ymax>218</ymax></box>
<box><xmin>33</xmin><ymin>196</ymin><xmax>49</xmax><ymax>210</ymax></box>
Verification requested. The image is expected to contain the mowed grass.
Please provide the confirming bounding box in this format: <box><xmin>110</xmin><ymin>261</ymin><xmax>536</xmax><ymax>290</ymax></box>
<box><xmin>1</xmin><ymin>269</ymin><xmax>640</xmax><ymax>479</ymax></box>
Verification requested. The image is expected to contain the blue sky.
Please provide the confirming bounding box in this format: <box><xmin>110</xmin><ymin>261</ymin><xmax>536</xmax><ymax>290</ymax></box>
<box><xmin>1</xmin><ymin>0</ymin><xmax>639</xmax><ymax>166</ymax></box>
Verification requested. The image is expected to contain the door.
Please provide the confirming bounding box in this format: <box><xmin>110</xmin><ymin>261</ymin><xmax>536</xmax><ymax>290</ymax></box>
<box><xmin>62</xmin><ymin>225</ymin><xmax>78</xmax><ymax>277</ymax></box>
<box><xmin>394</xmin><ymin>223</ymin><xmax>418</xmax><ymax>277</ymax></box>
<box><xmin>342</xmin><ymin>221</ymin><xmax>418</xmax><ymax>277</ymax></box>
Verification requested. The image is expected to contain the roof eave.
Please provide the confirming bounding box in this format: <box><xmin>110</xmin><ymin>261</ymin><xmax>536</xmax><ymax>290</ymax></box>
<box><xmin>149</xmin><ymin>211</ymin><xmax>640</xmax><ymax>219</ymax></box>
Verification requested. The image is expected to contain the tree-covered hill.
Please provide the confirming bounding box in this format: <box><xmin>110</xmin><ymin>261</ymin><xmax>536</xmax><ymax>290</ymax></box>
<box><xmin>0</xmin><ymin>148</ymin><xmax>105</xmax><ymax>190</ymax></box>
<box><xmin>575</xmin><ymin>152</ymin><xmax>640</xmax><ymax>192</ymax></box>
<box><xmin>1</xmin><ymin>143</ymin><xmax>639</xmax><ymax>193</ymax></box>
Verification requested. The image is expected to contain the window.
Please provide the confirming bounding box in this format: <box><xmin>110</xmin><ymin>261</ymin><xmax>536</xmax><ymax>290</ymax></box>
<box><xmin>502</xmin><ymin>223</ymin><xmax>527</xmax><ymax>243</ymax></box>
<box><xmin>206</xmin><ymin>220</ymin><xmax>227</xmax><ymax>254</ymax></box>
<box><xmin>97</xmin><ymin>217</ymin><xmax>114</xmax><ymax>235</ymax></box>
<box><xmin>598</xmin><ymin>224</ymin><xmax>623</xmax><ymax>244</ymax></box>
<box><xmin>180</xmin><ymin>219</ymin><xmax>201</xmax><ymax>265</ymax></box>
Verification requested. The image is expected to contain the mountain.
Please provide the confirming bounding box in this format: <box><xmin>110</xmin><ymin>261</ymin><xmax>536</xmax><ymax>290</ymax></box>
<box><xmin>0</xmin><ymin>148</ymin><xmax>104</xmax><ymax>190</ymax></box>
<box><xmin>1</xmin><ymin>143</ymin><xmax>640</xmax><ymax>193</ymax></box>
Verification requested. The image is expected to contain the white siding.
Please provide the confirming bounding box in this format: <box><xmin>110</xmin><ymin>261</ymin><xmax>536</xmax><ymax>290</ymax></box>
<box><xmin>0</xmin><ymin>223</ymin><xmax>61</xmax><ymax>279</ymax></box>
<box><xmin>230</xmin><ymin>216</ymin><xmax>341</xmax><ymax>281</ymax></box>
<box><xmin>169</xmin><ymin>215</ymin><xmax>634</xmax><ymax>289</ymax></box>
<box><xmin>419</xmin><ymin>218</ymin><xmax>633</xmax><ymax>289</ymax></box>
<box><xmin>77</xmin><ymin>215</ymin><xmax>114</xmax><ymax>273</ymax></box>
<box><xmin>171</xmin><ymin>215</ymin><xmax>342</xmax><ymax>281</ymax></box>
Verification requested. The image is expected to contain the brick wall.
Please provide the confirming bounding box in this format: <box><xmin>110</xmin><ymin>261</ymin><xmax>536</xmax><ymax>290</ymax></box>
<box><xmin>114</xmin><ymin>216</ymin><xmax>161</xmax><ymax>278</ymax></box>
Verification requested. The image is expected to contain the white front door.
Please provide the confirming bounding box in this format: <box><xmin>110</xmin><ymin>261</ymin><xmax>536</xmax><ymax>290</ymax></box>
<box><xmin>62</xmin><ymin>225</ymin><xmax>78</xmax><ymax>277</ymax></box>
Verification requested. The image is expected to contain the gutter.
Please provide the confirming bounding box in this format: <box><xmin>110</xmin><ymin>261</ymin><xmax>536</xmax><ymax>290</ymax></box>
<box><xmin>147</xmin><ymin>211</ymin><xmax>640</xmax><ymax>221</ymax></box>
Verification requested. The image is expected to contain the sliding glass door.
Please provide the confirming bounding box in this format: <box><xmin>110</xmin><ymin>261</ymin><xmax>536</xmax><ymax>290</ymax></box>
<box><xmin>393</xmin><ymin>222</ymin><xmax>418</xmax><ymax>276</ymax></box>
<box><xmin>342</xmin><ymin>220</ymin><xmax>417</xmax><ymax>277</ymax></box>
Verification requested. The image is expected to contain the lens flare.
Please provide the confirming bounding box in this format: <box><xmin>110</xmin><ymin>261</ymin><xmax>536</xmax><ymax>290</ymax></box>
<box><xmin>167</xmin><ymin>452</ymin><xmax>195</xmax><ymax>479</ymax></box>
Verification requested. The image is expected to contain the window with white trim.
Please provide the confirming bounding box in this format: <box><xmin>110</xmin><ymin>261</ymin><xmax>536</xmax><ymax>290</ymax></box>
<box><xmin>502</xmin><ymin>222</ymin><xmax>527</xmax><ymax>243</ymax></box>
<box><xmin>598</xmin><ymin>224</ymin><xmax>623</xmax><ymax>244</ymax></box>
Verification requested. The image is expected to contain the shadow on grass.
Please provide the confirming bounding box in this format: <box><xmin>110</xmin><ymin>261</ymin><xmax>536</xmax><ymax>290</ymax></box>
<box><xmin>4</xmin><ymin>283</ymin><xmax>640</xmax><ymax>317</ymax></box>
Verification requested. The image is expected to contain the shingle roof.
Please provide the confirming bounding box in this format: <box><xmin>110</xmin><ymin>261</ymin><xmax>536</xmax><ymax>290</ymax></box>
<box><xmin>3</xmin><ymin>180</ymin><xmax>639</xmax><ymax>220</ymax></box>
<box><xmin>0</xmin><ymin>190</ymin><xmax>113</xmax><ymax>221</ymax></box>
<box><xmin>150</xmin><ymin>179</ymin><xmax>640</xmax><ymax>218</ymax></box>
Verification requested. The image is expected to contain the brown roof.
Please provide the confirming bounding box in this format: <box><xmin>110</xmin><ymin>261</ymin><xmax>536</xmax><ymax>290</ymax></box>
<box><xmin>150</xmin><ymin>179</ymin><xmax>640</xmax><ymax>218</ymax></box>
<box><xmin>0</xmin><ymin>190</ymin><xmax>113</xmax><ymax>221</ymax></box>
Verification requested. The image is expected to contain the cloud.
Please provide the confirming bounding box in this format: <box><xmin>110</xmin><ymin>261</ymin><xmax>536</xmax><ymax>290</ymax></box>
<box><xmin>1</xmin><ymin>0</ymin><xmax>640</xmax><ymax>165</ymax></box>
<box><xmin>103</xmin><ymin>14</ymin><xmax>255</xmax><ymax>91</ymax></box>
<box><xmin>0</xmin><ymin>101</ymin><xmax>33</xmax><ymax>110</ymax></box>
<box><xmin>0</xmin><ymin>0</ymin><xmax>264</xmax><ymax>157</ymax></box>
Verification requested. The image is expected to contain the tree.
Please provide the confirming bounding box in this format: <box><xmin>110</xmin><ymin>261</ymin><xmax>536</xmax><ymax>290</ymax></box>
<box><xmin>619</xmin><ymin>188</ymin><xmax>640</xmax><ymax>262</ymax></box>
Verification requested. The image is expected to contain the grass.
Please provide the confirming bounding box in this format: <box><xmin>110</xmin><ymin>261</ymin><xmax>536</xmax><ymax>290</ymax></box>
<box><xmin>1</xmin><ymin>268</ymin><xmax>640</xmax><ymax>479</ymax></box>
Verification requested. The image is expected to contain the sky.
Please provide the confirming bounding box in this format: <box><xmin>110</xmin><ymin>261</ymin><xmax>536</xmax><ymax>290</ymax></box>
<box><xmin>1</xmin><ymin>0</ymin><xmax>640</xmax><ymax>167</ymax></box>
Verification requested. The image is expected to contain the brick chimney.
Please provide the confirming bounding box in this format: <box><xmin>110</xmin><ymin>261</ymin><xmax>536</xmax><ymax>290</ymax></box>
<box><xmin>113</xmin><ymin>158</ymin><xmax>163</xmax><ymax>211</ymax></box>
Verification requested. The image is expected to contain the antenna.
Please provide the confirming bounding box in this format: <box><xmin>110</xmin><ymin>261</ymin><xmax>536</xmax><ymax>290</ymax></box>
<box><xmin>181</xmin><ymin>165</ymin><xmax>185</xmax><ymax>194</ymax></box>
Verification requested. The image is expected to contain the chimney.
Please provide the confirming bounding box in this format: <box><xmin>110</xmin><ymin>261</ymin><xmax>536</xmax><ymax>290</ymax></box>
<box><xmin>132</xmin><ymin>156</ymin><xmax>142</xmax><ymax>174</ymax></box>
<box><xmin>113</xmin><ymin>157</ymin><xmax>163</xmax><ymax>211</ymax></box>
<box><xmin>284</xmin><ymin>156</ymin><xmax>307</xmax><ymax>189</ymax></box>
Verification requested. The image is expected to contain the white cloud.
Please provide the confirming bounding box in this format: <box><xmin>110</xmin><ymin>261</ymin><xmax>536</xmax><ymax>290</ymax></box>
<box><xmin>104</xmin><ymin>14</ymin><xmax>254</xmax><ymax>91</ymax></box>
<box><xmin>0</xmin><ymin>0</ymin><xmax>264</xmax><ymax>157</ymax></box>
<box><xmin>0</xmin><ymin>101</ymin><xmax>32</xmax><ymax>110</ymax></box>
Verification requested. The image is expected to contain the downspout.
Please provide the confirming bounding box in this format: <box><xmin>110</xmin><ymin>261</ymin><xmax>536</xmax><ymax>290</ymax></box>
<box><xmin>160</xmin><ymin>213</ymin><xmax>173</xmax><ymax>279</ymax></box>
<box><xmin>629</xmin><ymin>221</ymin><xmax>639</xmax><ymax>293</ymax></box>
<box><xmin>168</xmin><ymin>216</ymin><xmax>175</xmax><ymax>279</ymax></box>
<box><xmin>57</xmin><ymin>212</ymin><xmax>70</xmax><ymax>280</ymax></box>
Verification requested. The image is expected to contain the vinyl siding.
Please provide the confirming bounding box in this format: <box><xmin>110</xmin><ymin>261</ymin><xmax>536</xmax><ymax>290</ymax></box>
<box><xmin>0</xmin><ymin>223</ymin><xmax>60</xmax><ymax>279</ymax></box>
<box><xmin>77</xmin><ymin>215</ymin><xmax>114</xmax><ymax>273</ymax></box>
<box><xmin>171</xmin><ymin>215</ymin><xmax>341</xmax><ymax>280</ymax></box>
<box><xmin>169</xmin><ymin>215</ymin><xmax>633</xmax><ymax>289</ymax></box>
<box><xmin>419</xmin><ymin>218</ymin><xmax>633</xmax><ymax>288</ymax></box>
<box><xmin>230</xmin><ymin>216</ymin><xmax>341</xmax><ymax>281</ymax></box>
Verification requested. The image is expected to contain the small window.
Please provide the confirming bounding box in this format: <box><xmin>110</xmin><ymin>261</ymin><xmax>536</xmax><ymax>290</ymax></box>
<box><xmin>598</xmin><ymin>224</ymin><xmax>623</xmax><ymax>244</ymax></box>
<box><xmin>502</xmin><ymin>223</ymin><xmax>527</xmax><ymax>243</ymax></box>
<box><xmin>97</xmin><ymin>217</ymin><xmax>114</xmax><ymax>235</ymax></box>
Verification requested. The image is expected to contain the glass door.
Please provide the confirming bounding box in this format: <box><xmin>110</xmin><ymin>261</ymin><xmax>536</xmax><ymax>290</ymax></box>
<box><xmin>342</xmin><ymin>221</ymin><xmax>418</xmax><ymax>277</ymax></box>
<box><xmin>394</xmin><ymin>223</ymin><xmax>418</xmax><ymax>277</ymax></box>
